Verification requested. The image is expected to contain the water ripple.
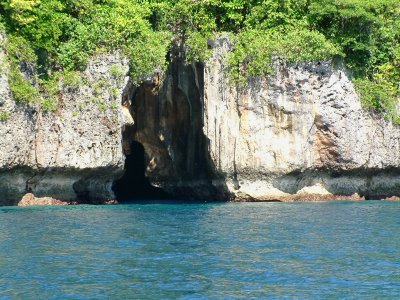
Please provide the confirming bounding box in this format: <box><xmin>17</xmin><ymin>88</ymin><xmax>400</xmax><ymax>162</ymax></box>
<box><xmin>0</xmin><ymin>201</ymin><xmax>399</xmax><ymax>299</ymax></box>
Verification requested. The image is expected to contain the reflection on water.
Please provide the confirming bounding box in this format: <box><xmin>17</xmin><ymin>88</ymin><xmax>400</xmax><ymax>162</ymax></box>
<box><xmin>0</xmin><ymin>201</ymin><xmax>399</xmax><ymax>298</ymax></box>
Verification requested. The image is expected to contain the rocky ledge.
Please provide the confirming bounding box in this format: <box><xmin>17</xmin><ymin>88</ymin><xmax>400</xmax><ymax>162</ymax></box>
<box><xmin>18</xmin><ymin>193</ymin><xmax>118</xmax><ymax>206</ymax></box>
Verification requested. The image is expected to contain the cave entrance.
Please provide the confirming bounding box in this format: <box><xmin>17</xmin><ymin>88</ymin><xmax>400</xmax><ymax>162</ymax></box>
<box><xmin>112</xmin><ymin>141</ymin><xmax>169</xmax><ymax>201</ymax></box>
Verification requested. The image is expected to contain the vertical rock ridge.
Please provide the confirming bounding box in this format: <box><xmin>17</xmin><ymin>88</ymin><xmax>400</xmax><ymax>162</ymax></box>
<box><xmin>129</xmin><ymin>57</ymin><xmax>229</xmax><ymax>200</ymax></box>
<box><xmin>202</xmin><ymin>37</ymin><xmax>400</xmax><ymax>200</ymax></box>
<box><xmin>0</xmin><ymin>39</ymin><xmax>130</xmax><ymax>204</ymax></box>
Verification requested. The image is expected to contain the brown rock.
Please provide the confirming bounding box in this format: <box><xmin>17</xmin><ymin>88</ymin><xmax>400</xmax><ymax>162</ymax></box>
<box><xmin>384</xmin><ymin>196</ymin><xmax>400</xmax><ymax>201</ymax></box>
<box><xmin>18</xmin><ymin>193</ymin><xmax>72</xmax><ymax>206</ymax></box>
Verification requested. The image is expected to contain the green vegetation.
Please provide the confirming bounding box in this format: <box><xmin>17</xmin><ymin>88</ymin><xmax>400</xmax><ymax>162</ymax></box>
<box><xmin>109</xmin><ymin>64</ymin><xmax>124</xmax><ymax>84</ymax></box>
<box><xmin>63</xmin><ymin>70</ymin><xmax>81</xmax><ymax>89</ymax></box>
<box><xmin>0</xmin><ymin>110</ymin><xmax>10</xmax><ymax>121</ymax></box>
<box><xmin>109</xmin><ymin>87</ymin><xmax>119</xmax><ymax>99</ymax></box>
<box><xmin>228</xmin><ymin>28</ymin><xmax>341</xmax><ymax>84</ymax></box>
<box><xmin>41</xmin><ymin>98</ymin><xmax>57</xmax><ymax>111</ymax></box>
<box><xmin>0</xmin><ymin>0</ymin><xmax>399</xmax><ymax>119</ymax></box>
<box><xmin>4</xmin><ymin>34</ymin><xmax>41</xmax><ymax>104</ymax></box>
<box><xmin>92</xmin><ymin>79</ymin><xmax>107</xmax><ymax>96</ymax></box>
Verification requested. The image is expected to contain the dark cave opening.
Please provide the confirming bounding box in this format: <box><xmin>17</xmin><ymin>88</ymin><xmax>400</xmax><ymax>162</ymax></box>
<box><xmin>112</xmin><ymin>141</ymin><xmax>170</xmax><ymax>201</ymax></box>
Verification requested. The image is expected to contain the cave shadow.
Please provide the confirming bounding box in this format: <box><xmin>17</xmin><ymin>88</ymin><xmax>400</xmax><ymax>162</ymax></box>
<box><xmin>112</xmin><ymin>141</ymin><xmax>171</xmax><ymax>202</ymax></box>
<box><xmin>114</xmin><ymin>60</ymin><xmax>233</xmax><ymax>203</ymax></box>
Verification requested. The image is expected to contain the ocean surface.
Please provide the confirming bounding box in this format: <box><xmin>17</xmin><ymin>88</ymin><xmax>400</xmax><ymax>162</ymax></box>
<box><xmin>0</xmin><ymin>201</ymin><xmax>399</xmax><ymax>299</ymax></box>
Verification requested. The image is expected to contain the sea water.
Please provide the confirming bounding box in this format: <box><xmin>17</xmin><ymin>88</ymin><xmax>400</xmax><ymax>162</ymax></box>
<box><xmin>0</xmin><ymin>201</ymin><xmax>399</xmax><ymax>299</ymax></box>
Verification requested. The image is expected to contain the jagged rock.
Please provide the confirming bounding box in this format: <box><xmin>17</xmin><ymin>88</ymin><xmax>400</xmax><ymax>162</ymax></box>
<box><xmin>384</xmin><ymin>196</ymin><xmax>400</xmax><ymax>201</ymax></box>
<box><xmin>127</xmin><ymin>61</ymin><xmax>226</xmax><ymax>199</ymax></box>
<box><xmin>201</xmin><ymin>37</ymin><xmax>400</xmax><ymax>200</ymax></box>
<box><xmin>0</xmin><ymin>33</ymin><xmax>131</xmax><ymax>205</ymax></box>
<box><xmin>2</xmin><ymin>32</ymin><xmax>400</xmax><ymax>204</ymax></box>
<box><xmin>18</xmin><ymin>193</ymin><xmax>73</xmax><ymax>206</ymax></box>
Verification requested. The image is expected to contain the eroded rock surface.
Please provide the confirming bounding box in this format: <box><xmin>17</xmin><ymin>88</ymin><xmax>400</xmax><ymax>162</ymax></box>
<box><xmin>2</xmin><ymin>31</ymin><xmax>400</xmax><ymax>204</ymax></box>
<box><xmin>126</xmin><ymin>60</ymin><xmax>228</xmax><ymax>200</ymax></box>
<box><xmin>18</xmin><ymin>193</ymin><xmax>72</xmax><ymax>206</ymax></box>
<box><xmin>203</xmin><ymin>37</ymin><xmax>400</xmax><ymax>200</ymax></box>
<box><xmin>0</xmin><ymin>33</ymin><xmax>131</xmax><ymax>205</ymax></box>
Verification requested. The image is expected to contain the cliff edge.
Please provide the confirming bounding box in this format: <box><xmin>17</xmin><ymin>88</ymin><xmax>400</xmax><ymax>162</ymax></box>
<box><xmin>0</xmin><ymin>33</ymin><xmax>132</xmax><ymax>205</ymax></box>
<box><xmin>1</xmin><ymin>34</ymin><xmax>400</xmax><ymax>204</ymax></box>
<box><xmin>202</xmin><ymin>37</ymin><xmax>400</xmax><ymax>200</ymax></box>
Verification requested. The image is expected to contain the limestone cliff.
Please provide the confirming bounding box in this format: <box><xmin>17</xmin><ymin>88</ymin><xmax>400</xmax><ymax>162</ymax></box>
<box><xmin>202</xmin><ymin>37</ymin><xmax>400</xmax><ymax>200</ymax></box>
<box><xmin>0</xmin><ymin>33</ymin><xmax>131</xmax><ymax>205</ymax></box>
<box><xmin>127</xmin><ymin>38</ymin><xmax>400</xmax><ymax>201</ymax></box>
<box><xmin>1</xmin><ymin>33</ymin><xmax>400</xmax><ymax>204</ymax></box>
<box><xmin>124</xmin><ymin>60</ymin><xmax>228</xmax><ymax>200</ymax></box>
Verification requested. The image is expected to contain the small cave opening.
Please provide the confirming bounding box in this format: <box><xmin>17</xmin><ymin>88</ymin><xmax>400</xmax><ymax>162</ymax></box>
<box><xmin>112</xmin><ymin>141</ymin><xmax>169</xmax><ymax>201</ymax></box>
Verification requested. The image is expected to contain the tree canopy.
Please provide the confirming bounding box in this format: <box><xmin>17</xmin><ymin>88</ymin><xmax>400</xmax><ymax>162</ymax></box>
<box><xmin>0</xmin><ymin>0</ymin><xmax>399</xmax><ymax>118</ymax></box>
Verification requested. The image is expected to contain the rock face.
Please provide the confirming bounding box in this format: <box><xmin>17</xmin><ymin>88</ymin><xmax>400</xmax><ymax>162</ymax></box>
<box><xmin>0</xmin><ymin>33</ymin><xmax>131</xmax><ymax>205</ymax></box>
<box><xmin>125</xmin><ymin>38</ymin><xmax>400</xmax><ymax>201</ymax></box>
<box><xmin>18</xmin><ymin>193</ymin><xmax>72</xmax><ymax>206</ymax></box>
<box><xmin>1</xmin><ymin>32</ymin><xmax>400</xmax><ymax>205</ymax></box>
<box><xmin>125</xmin><ymin>60</ymin><xmax>227</xmax><ymax>200</ymax></box>
<box><xmin>201</xmin><ymin>37</ymin><xmax>400</xmax><ymax>200</ymax></box>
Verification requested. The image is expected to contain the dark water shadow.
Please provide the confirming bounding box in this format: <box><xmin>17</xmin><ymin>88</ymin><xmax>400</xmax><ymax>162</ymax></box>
<box><xmin>112</xmin><ymin>141</ymin><xmax>171</xmax><ymax>201</ymax></box>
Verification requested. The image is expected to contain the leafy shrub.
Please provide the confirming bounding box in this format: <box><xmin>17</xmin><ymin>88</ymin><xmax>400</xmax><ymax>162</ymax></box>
<box><xmin>92</xmin><ymin>79</ymin><xmax>107</xmax><ymax>96</ymax></box>
<box><xmin>229</xmin><ymin>27</ymin><xmax>342</xmax><ymax>84</ymax></box>
<box><xmin>354</xmin><ymin>61</ymin><xmax>400</xmax><ymax>122</ymax></box>
<box><xmin>110</xmin><ymin>64</ymin><xmax>123</xmax><ymax>79</ymax></box>
<box><xmin>109</xmin><ymin>87</ymin><xmax>119</xmax><ymax>99</ymax></box>
<box><xmin>0</xmin><ymin>111</ymin><xmax>10</xmax><ymax>121</ymax></box>
<box><xmin>62</xmin><ymin>70</ymin><xmax>81</xmax><ymax>89</ymax></box>
<box><xmin>185</xmin><ymin>31</ymin><xmax>213</xmax><ymax>63</ymax></box>
<box><xmin>0</xmin><ymin>0</ymin><xmax>398</xmax><ymax>119</ymax></box>
<box><xmin>41</xmin><ymin>98</ymin><xmax>58</xmax><ymax>112</ymax></box>
<box><xmin>8</xmin><ymin>66</ymin><xmax>41</xmax><ymax>103</ymax></box>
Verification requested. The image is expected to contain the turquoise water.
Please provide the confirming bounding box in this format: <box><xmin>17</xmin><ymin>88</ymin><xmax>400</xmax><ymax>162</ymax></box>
<box><xmin>0</xmin><ymin>201</ymin><xmax>399</xmax><ymax>299</ymax></box>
